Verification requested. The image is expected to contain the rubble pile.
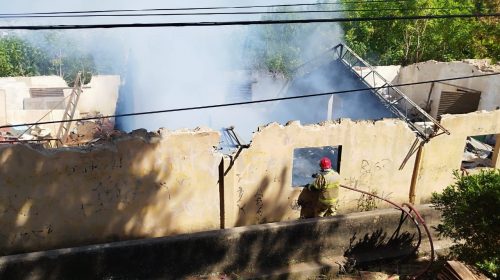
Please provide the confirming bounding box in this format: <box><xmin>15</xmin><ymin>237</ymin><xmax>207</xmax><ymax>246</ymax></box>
<box><xmin>461</xmin><ymin>136</ymin><xmax>495</xmax><ymax>169</ymax></box>
<box><xmin>0</xmin><ymin>113</ymin><xmax>124</xmax><ymax>148</ymax></box>
<box><xmin>64</xmin><ymin>117</ymin><xmax>123</xmax><ymax>146</ymax></box>
<box><xmin>462</xmin><ymin>59</ymin><xmax>500</xmax><ymax>73</ymax></box>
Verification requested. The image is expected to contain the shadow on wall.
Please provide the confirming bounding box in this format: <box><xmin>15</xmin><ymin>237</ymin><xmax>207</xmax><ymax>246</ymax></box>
<box><xmin>220</xmin><ymin>219</ymin><xmax>340</xmax><ymax>278</ymax></box>
<box><xmin>0</xmin><ymin>185</ymin><xmax>426</xmax><ymax>280</ymax></box>
<box><xmin>0</xmin><ymin>217</ymin><xmax>342</xmax><ymax>279</ymax></box>
<box><xmin>0</xmin><ymin>136</ymin><xmax>182</xmax><ymax>256</ymax></box>
<box><xmin>234</xmin><ymin>166</ymin><xmax>293</xmax><ymax>227</ymax></box>
<box><xmin>341</xmin><ymin>229</ymin><xmax>420</xmax><ymax>277</ymax></box>
<box><xmin>344</xmin><ymin>229</ymin><xmax>416</xmax><ymax>263</ymax></box>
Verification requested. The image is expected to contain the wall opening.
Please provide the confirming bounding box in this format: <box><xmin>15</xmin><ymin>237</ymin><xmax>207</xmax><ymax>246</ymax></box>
<box><xmin>462</xmin><ymin>134</ymin><xmax>497</xmax><ymax>169</ymax></box>
<box><xmin>291</xmin><ymin>145</ymin><xmax>342</xmax><ymax>187</ymax></box>
<box><xmin>437</xmin><ymin>90</ymin><xmax>481</xmax><ymax>118</ymax></box>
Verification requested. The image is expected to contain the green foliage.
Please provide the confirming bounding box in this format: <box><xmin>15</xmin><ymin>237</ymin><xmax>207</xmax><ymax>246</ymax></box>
<box><xmin>246</xmin><ymin>0</ymin><xmax>499</xmax><ymax>75</ymax></box>
<box><xmin>0</xmin><ymin>36</ymin><xmax>49</xmax><ymax>76</ymax></box>
<box><xmin>356</xmin><ymin>189</ymin><xmax>378</xmax><ymax>212</ymax></box>
<box><xmin>431</xmin><ymin>169</ymin><xmax>500</xmax><ymax>277</ymax></box>
<box><xmin>340</xmin><ymin>0</ymin><xmax>500</xmax><ymax>65</ymax></box>
<box><xmin>245</xmin><ymin>11</ymin><xmax>304</xmax><ymax>76</ymax></box>
<box><xmin>0</xmin><ymin>33</ymin><xmax>96</xmax><ymax>85</ymax></box>
<box><xmin>245</xmin><ymin>7</ymin><xmax>340</xmax><ymax>76</ymax></box>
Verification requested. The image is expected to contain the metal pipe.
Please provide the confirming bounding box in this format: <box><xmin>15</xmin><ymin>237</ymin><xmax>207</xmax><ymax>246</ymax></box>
<box><xmin>403</xmin><ymin>203</ymin><xmax>434</xmax><ymax>279</ymax></box>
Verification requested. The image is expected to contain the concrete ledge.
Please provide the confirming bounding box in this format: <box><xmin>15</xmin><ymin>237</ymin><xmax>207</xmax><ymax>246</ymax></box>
<box><xmin>0</xmin><ymin>205</ymin><xmax>442</xmax><ymax>280</ymax></box>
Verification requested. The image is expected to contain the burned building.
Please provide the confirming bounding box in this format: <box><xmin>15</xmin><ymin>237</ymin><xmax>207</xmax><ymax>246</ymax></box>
<box><xmin>0</xmin><ymin>44</ymin><xmax>498</xmax><ymax>256</ymax></box>
<box><xmin>0</xmin><ymin>75</ymin><xmax>120</xmax><ymax>146</ymax></box>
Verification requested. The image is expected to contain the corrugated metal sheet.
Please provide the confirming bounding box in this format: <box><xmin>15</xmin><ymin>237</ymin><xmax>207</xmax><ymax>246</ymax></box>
<box><xmin>29</xmin><ymin>88</ymin><xmax>64</xmax><ymax>98</ymax></box>
<box><xmin>437</xmin><ymin>91</ymin><xmax>481</xmax><ymax>116</ymax></box>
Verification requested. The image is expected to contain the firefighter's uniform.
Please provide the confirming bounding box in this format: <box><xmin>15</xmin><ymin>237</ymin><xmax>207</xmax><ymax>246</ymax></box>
<box><xmin>306</xmin><ymin>169</ymin><xmax>340</xmax><ymax>217</ymax></box>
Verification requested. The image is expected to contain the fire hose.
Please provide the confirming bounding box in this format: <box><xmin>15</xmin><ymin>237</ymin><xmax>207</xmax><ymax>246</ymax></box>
<box><xmin>339</xmin><ymin>184</ymin><xmax>434</xmax><ymax>280</ymax></box>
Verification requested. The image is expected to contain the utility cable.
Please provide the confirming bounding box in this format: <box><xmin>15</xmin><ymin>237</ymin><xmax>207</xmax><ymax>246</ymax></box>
<box><xmin>0</xmin><ymin>0</ymin><xmax>413</xmax><ymax>16</ymax></box>
<box><xmin>1</xmin><ymin>72</ymin><xmax>498</xmax><ymax>129</ymax></box>
<box><xmin>1</xmin><ymin>13</ymin><xmax>497</xmax><ymax>30</ymax></box>
<box><xmin>0</xmin><ymin>7</ymin><xmax>461</xmax><ymax>19</ymax></box>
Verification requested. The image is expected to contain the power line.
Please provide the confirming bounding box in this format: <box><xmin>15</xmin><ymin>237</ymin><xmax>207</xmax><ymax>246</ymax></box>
<box><xmin>1</xmin><ymin>13</ymin><xmax>497</xmax><ymax>30</ymax></box>
<box><xmin>0</xmin><ymin>7</ymin><xmax>460</xmax><ymax>19</ymax></box>
<box><xmin>0</xmin><ymin>0</ymin><xmax>412</xmax><ymax>16</ymax></box>
<box><xmin>1</xmin><ymin>72</ymin><xmax>498</xmax><ymax>129</ymax></box>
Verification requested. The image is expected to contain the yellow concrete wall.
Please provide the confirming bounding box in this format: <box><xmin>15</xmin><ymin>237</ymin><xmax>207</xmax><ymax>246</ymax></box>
<box><xmin>224</xmin><ymin>119</ymin><xmax>419</xmax><ymax>227</ymax></box>
<box><xmin>0</xmin><ymin>128</ymin><xmax>221</xmax><ymax>255</ymax></box>
<box><xmin>0</xmin><ymin>110</ymin><xmax>498</xmax><ymax>254</ymax></box>
<box><xmin>414</xmin><ymin>110</ymin><xmax>500</xmax><ymax>203</ymax></box>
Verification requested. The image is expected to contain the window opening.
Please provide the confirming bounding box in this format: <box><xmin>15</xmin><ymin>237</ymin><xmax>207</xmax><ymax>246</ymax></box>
<box><xmin>291</xmin><ymin>145</ymin><xmax>341</xmax><ymax>187</ymax></box>
<box><xmin>462</xmin><ymin>134</ymin><xmax>497</xmax><ymax>169</ymax></box>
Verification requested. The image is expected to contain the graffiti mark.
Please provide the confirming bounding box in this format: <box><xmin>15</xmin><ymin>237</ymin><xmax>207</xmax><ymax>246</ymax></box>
<box><xmin>237</xmin><ymin>186</ymin><xmax>244</xmax><ymax>203</ymax></box>
<box><xmin>236</xmin><ymin>185</ymin><xmax>245</xmax><ymax>215</ymax></box>
<box><xmin>156</xmin><ymin>182</ymin><xmax>171</xmax><ymax>200</ymax></box>
<box><xmin>90</xmin><ymin>161</ymin><xmax>98</xmax><ymax>171</ymax></box>
<box><xmin>30</xmin><ymin>229</ymin><xmax>45</xmax><ymax>239</ymax></box>
<box><xmin>255</xmin><ymin>188</ymin><xmax>264</xmax><ymax>219</ymax></box>
<box><xmin>290</xmin><ymin>199</ymin><xmax>301</xmax><ymax>211</ymax></box>
<box><xmin>350</xmin><ymin>159</ymin><xmax>391</xmax><ymax>189</ymax></box>
<box><xmin>361</xmin><ymin>160</ymin><xmax>371</xmax><ymax>174</ymax></box>
<box><xmin>361</xmin><ymin>159</ymin><xmax>389</xmax><ymax>174</ymax></box>
<box><xmin>111</xmin><ymin>157</ymin><xmax>123</xmax><ymax>169</ymax></box>
<box><xmin>238</xmin><ymin>205</ymin><xmax>246</xmax><ymax>215</ymax></box>
<box><xmin>10</xmin><ymin>225</ymin><xmax>53</xmax><ymax>244</ymax></box>
<box><xmin>346</xmin><ymin>176</ymin><xmax>361</xmax><ymax>189</ymax></box>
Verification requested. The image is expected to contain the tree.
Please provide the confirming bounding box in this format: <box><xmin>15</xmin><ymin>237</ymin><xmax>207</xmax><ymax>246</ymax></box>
<box><xmin>340</xmin><ymin>0</ymin><xmax>500</xmax><ymax>65</ymax></box>
<box><xmin>431</xmin><ymin>169</ymin><xmax>500</xmax><ymax>277</ymax></box>
<box><xmin>245</xmin><ymin>7</ymin><xmax>341</xmax><ymax>76</ymax></box>
<box><xmin>0</xmin><ymin>36</ymin><xmax>50</xmax><ymax>77</ymax></box>
<box><xmin>0</xmin><ymin>33</ymin><xmax>96</xmax><ymax>85</ymax></box>
<box><xmin>33</xmin><ymin>32</ymin><xmax>96</xmax><ymax>85</ymax></box>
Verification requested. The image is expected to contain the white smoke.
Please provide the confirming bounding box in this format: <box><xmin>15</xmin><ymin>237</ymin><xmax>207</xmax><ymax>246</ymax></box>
<box><xmin>1</xmin><ymin>0</ymin><xmax>393</xmax><ymax>149</ymax></box>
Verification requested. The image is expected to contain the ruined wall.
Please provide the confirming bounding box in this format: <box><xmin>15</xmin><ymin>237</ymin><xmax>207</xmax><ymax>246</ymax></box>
<box><xmin>394</xmin><ymin>61</ymin><xmax>500</xmax><ymax>117</ymax></box>
<box><xmin>0</xmin><ymin>75</ymin><xmax>120</xmax><ymax>130</ymax></box>
<box><xmin>223</xmin><ymin>119</ymin><xmax>419</xmax><ymax>227</ymax></box>
<box><xmin>0</xmin><ymin>76</ymin><xmax>68</xmax><ymax>112</ymax></box>
<box><xmin>78</xmin><ymin>75</ymin><xmax>120</xmax><ymax>116</ymax></box>
<box><xmin>0</xmin><ymin>128</ymin><xmax>221</xmax><ymax>255</ymax></box>
<box><xmin>414</xmin><ymin>110</ymin><xmax>500</xmax><ymax>203</ymax></box>
<box><xmin>0</xmin><ymin>76</ymin><xmax>72</xmax><ymax>135</ymax></box>
<box><xmin>1</xmin><ymin>110</ymin><xmax>498</xmax><ymax>255</ymax></box>
<box><xmin>373</xmin><ymin>65</ymin><xmax>401</xmax><ymax>83</ymax></box>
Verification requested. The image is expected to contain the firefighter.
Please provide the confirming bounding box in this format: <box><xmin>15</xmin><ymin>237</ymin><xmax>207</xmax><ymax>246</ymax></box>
<box><xmin>301</xmin><ymin>157</ymin><xmax>340</xmax><ymax>218</ymax></box>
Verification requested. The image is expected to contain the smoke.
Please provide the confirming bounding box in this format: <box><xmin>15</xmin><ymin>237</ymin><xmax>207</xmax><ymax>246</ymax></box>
<box><xmin>0</xmin><ymin>0</ymin><xmax>393</xmax><ymax>150</ymax></box>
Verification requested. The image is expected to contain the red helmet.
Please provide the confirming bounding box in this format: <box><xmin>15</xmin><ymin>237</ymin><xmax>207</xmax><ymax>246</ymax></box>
<box><xmin>319</xmin><ymin>157</ymin><xmax>332</xmax><ymax>170</ymax></box>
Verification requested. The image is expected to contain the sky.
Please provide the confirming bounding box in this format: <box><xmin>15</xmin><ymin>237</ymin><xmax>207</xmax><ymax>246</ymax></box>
<box><xmin>0</xmin><ymin>1</ymin><xmax>379</xmax><ymax>149</ymax></box>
